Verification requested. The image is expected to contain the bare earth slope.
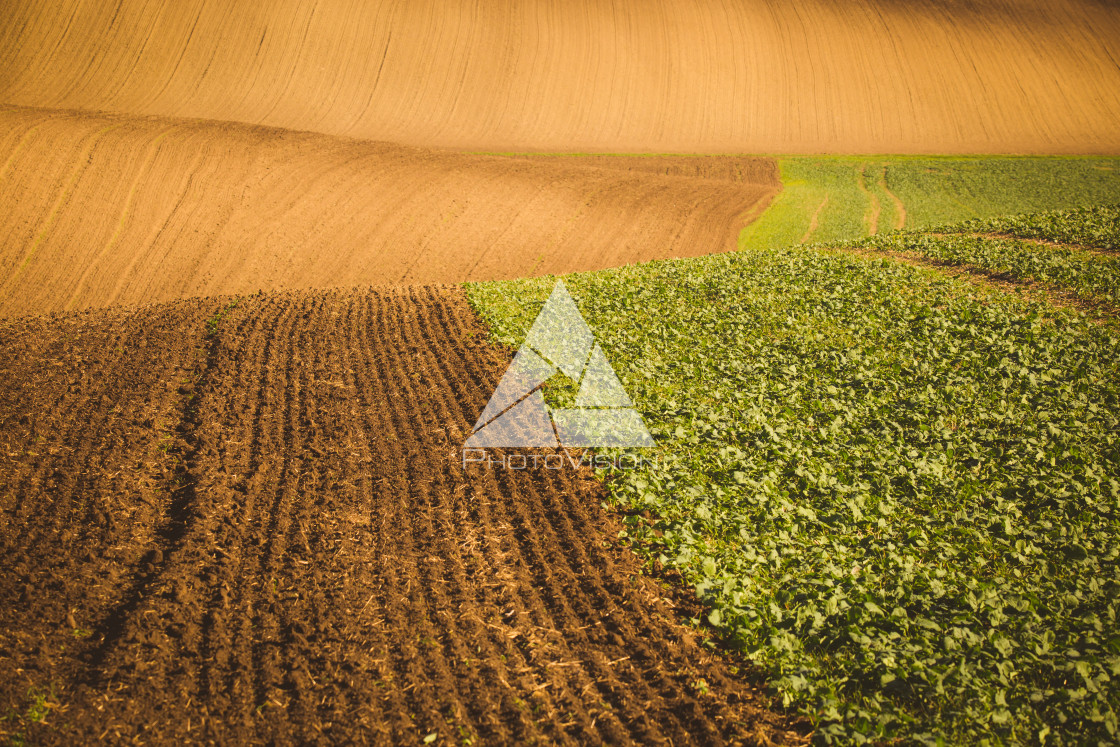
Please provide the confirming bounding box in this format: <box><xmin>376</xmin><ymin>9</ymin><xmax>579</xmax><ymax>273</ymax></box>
<box><xmin>0</xmin><ymin>106</ymin><xmax>778</xmax><ymax>318</ymax></box>
<box><xmin>0</xmin><ymin>286</ymin><xmax>808</xmax><ymax>745</ymax></box>
<box><xmin>1</xmin><ymin>0</ymin><xmax>1118</xmax><ymax>153</ymax></box>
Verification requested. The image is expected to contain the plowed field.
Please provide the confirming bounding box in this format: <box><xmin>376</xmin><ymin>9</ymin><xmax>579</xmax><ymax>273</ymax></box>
<box><xmin>0</xmin><ymin>106</ymin><xmax>778</xmax><ymax>318</ymax></box>
<box><xmin>0</xmin><ymin>287</ymin><xmax>807</xmax><ymax>745</ymax></box>
<box><xmin>2</xmin><ymin>0</ymin><xmax>1118</xmax><ymax>153</ymax></box>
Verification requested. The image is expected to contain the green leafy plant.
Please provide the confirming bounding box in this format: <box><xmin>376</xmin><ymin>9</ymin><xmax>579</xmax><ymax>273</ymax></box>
<box><xmin>877</xmin><ymin>233</ymin><xmax>1120</xmax><ymax>305</ymax></box>
<box><xmin>857</xmin><ymin>206</ymin><xmax>1120</xmax><ymax>307</ymax></box>
<box><xmin>946</xmin><ymin>204</ymin><xmax>1120</xmax><ymax>251</ymax></box>
<box><xmin>205</xmin><ymin>297</ymin><xmax>240</xmax><ymax>335</ymax></box>
<box><xmin>468</xmin><ymin>207</ymin><xmax>1120</xmax><ymax>745</ymax></box>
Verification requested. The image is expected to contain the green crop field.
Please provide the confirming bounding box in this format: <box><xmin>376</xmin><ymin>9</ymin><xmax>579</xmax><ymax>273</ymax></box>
<box><xmin>742</xmin><ymin>157</ymin><xmax>1120</xmax><ymax>252</ymax></box>
<box><xmin>855</xmin><ymin>205</ymin><xmax>1120</xmax><ymax>309</ymax></box>
<box><xmin>947</xmin><ymin>204</ymin><xmax>1120</xmax><ymax>251</ymax></box>
<box><xmin>468</xmin><ymin>206</ymin><xmax>1120</xmax><ymax>745</ymax></box>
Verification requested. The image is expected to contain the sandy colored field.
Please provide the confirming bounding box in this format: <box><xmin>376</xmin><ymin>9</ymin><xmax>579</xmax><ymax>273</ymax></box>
<box><xmin>0</xmin><ymin>106</ymin><xmax>778</xmax><ymax>318</ymax></box>
<box><xmin>1</xmin><ymin>0</ymin><xmax>1119</xmax><ymax>154</ymax></box>
<box><xmin>0</xmin><ymin>286</ymin><xmax>808</xmax><ymax>744</ymax></box>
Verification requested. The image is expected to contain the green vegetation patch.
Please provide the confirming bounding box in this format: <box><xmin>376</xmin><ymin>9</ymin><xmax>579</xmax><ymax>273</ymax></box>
<box><xmin>739</xmin><ymin>158</ymin><xmax>873</xmax><ymax>250</ymax></box>
<box><xmin>890</xmin><ymin>161</ymin><xmax>1120</xmax><ymax>231</ymax></box>
<box><xmin>864</xmin><ymin>232</ymin><xmax>1120</xmax><ymax>308</ymax></box>
<box><xmin>742</xmin><ymin>157</ymin><xmax>1120</xmax><ymax>252</ymax></box>
<box><xmin>853</xmin><ymin>205</ymin><xmax>1120</xmax><ymax>308</ymax></box>
<box><xmin>947</xmin><ymin>204</ymin><xmax>1120</xmax><ymax>252</ymax></box>
<box><xmin>467</xmin><ymin>213</ymin><xmax>1120</xmax><ymax>744</ymax></box>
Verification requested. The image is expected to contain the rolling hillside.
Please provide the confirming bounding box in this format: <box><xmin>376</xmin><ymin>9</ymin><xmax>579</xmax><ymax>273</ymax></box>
<box><xmin>1</xmin><ymin>0</ymin><xmax>1119</xmax><ymax>153</ymax></box>
<box><xmin>0</xmin><ymin>105</ymin><xmax>778</xmax><ymax>317</ymax></box>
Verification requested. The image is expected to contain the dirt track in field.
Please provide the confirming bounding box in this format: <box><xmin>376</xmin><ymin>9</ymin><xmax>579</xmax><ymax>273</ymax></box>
<box><xmin>0</xmin><ymin>106</ymin><xmax>778</xmax><ymax>318</ymax></box>
<box><xmin>0</xmin><ymin>287</ymin><xmax>808</xmax><ymax>745</ymax></box>
<box><xmin>2</xmin><ymin>0</ymin><xmax>1120</xmax><ymax>154</ymax></box>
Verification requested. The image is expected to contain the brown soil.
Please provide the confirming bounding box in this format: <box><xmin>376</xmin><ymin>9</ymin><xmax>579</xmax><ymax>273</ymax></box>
<box><xmin>0</xmin><ymin>286</ymin><xmax>809</xmax><ymax>745</ymax></box>
<box><xmin>1</xmin><ymin>0</ymin><xmax>1119</xmax><ymax>154</ymax></box>
<box><xmin>0</xmin><ymin>106</ymin><xmax>778</xmax><ymax>318</ymax></box>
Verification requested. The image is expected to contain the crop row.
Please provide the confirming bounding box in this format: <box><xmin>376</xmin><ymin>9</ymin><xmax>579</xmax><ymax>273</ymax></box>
<box><xmin>946</xmin><ymin>204</ymin><xmax>1120</xmax><ymax>251</ymax></box>
<box><xmin>860</xmin><ymin>232</ymin><xmax>1120</xmax><ymax>307</ymax></box>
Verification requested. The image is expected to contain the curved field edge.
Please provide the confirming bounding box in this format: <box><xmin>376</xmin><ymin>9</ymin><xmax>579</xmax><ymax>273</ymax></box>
<box><xmin>739</xmin><ymin>157</ymin><xmax>1120</xmax><ymax>252</ymax></box>
<box><xmin>465</xmin><ymin>210</ymin><xmax>1120</xmax><ymax>744</ymax></box>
